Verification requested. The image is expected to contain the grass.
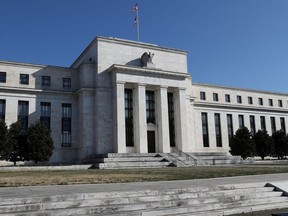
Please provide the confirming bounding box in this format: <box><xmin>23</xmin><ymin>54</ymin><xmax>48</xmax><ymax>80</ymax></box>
<box><xmin>0</xmin><ymin>165</ymin><xmax>288</xmax><ymax>187</ymax></box>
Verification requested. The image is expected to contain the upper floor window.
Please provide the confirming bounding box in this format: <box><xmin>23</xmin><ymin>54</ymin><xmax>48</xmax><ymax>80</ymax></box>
<box><xmin>248</xmin><ymin>97</ymin><xmax>253</xmax><ymax>105</ymax></box>
<box><xmin>258</xmin><ymin>98</ymin><xmax>263</xmax><ymax>106</ymax></box>
<box><xmin>237</xmin><ymin>95</ymin><xmax>242</xmax><ymax>104</ymax></box>
<box><xmin>42</xmin><ymin>76</ymin><xmax>51</xmax><ymax>87</ymax></box>
<box><xmin>20</xmin><ymin>74</ymin><xmax>29</xmax><ymax>85</ymax></box>
<box><xmin>63</xmin><ymin>78</ymin><xmax>71</xmax><ymax>89</ymax></box>
<box><xmin>0</xmin><ymin>72</ymin><xmax>6</xmax><ymax>83</ymax></box>
<box><xmin>268</xmin><ymin>99</ymin><xmax>273</xmax><ymax>107</ymax></box>
<box><xmin>278</xmin><ymin>100</ymin><xmax>283</xmax><ymax>107</ymax></box>
<box><xmin>225</xmin><ymin>94</ymin><xmax>230</xmax><ymax>103</ymax></box>
<box><xmin>213</xmin><ymin>93</ymin><xmax>219</xmax><ymax>102</ymax></box>
<box><xmin>200</xmin><ymin>91</ymin><xmax>206</xmax><ymax>100</ymax></box>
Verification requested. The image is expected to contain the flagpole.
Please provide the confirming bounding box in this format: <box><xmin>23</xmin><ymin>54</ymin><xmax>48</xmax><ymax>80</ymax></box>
<box><xmin>136</xmin><ymin>1</ymin><xmax>140</xmax><ymax>42</ymax></box>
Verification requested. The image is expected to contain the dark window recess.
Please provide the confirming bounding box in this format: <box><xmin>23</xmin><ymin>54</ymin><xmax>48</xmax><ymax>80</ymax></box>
<box><xmin>237</xmin><ymin>96</ymin><xmax>242</xmax><ymax>104</ymax></box>
<box><xmin>63</xmin><ymin>78</ymin><xmax>71</xmax><ymax>89</ymax></box>
<box><xmin>40</xmin><ymin>102</ymin><xmax>51</xmax><ymax>129</ymax></box>
<box><xmin>227</xmin><ymin>114</ymin><xmax>233</xmax><ymax>145</ymax></box>
<box><xmin>18</xmin><ymin>101</ymin><xmax>29</xmax><ymax>131</ymax></box>
<box><xmin>201</xmin><ymin>112</ymin><xmax>209</xmax><ymax>147</ymax></box>
<box><xmin>200</xmin><ymin>92</ymin><xmax>206</xmax><ymax>100</ymax></box>
<box><xmin>62</xmin><ymin>104</ymin><xmax>72</xmax><ymax>147</ymax></box>
<box><xmin>20</xmin><ymin>74</ymin><xmax>29</xmax><ymax>85</ymax></box>
<box><xmin>146</xmin><ymin>91</ymin><xmax>155</xmax><ymax>124</ymax></box>
<box><xmin>0</xmin><ymin>72</ymin><xmax>6</xmax><ymax>83</ymax></box>
<box><xmin>258</xmin><ymin>98</ymin><xmax>263</xmax><ymax>106</ymax></box>
<box><xmin>250</xmin><ymin>115</ymin><xmax>256</xmax><ymax>136</ymax></box>
<box><xmin>215</xmin><ymin>113</ymin><xmax>222</xmax><ymax>147</ymax></box>
<box><xmin>260</xmin><ymin>116</ymin><xmax>266</xmax><ymax>131</ymax></box>
<box><xmin>238</xmin><ymin>115</ymin><xmax>244</xmax><ymax>129</ymax></box>
<box><xmin>248</xmin><ymin>97</ymin><xmax>253</xmax><ymax>105</ymax></box>
<box><xmin>225</xmin><ymin>94</ymin><xmax>230</xmax><ymax>103</ymax></box>
<box><xmin>269</xmin><ymin>99</ymin><xmax>273</xmax><ymax>107</ymax></box>
<box><xmin>0</xmin><ymin>99</ymin><xmax>6</xmax><ymax>121</ymax></box>
<box><xmin>271</xmin><ymin>117</ymin><xmax>276</xmax><ymax>134</ymax></box>
<box><xmin>42</xmin><ymin>76</ymin><xmax>51</xmax><ymax>87</ymax></box>
<box><xmin>280</xmin><ymin>117</ymin><xmax>286</xmax><ymax>134</ymax></box>
<box><xmin>125</xmin><ymin>89</ymin><xmax>134</xmax><ymax>147</ymax></box>
<box><xmin>279</xmin><ymin>100</ymin><xmax>283</xmax><ymax>107</ymax></box>
<box><xmin>213</xmin><ymin>93</ymin><xmax>219</xmax><ymax>102</ymax></box>
<box><xmin>168</xmin><ymin>93</ymin><xmax>175</xmax><ymax>147</ymax></box>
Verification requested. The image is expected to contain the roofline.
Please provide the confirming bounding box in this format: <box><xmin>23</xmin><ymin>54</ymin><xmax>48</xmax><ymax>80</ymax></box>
<box><xmin>0</xmin><ymin>60</ymin><xmax>71</xmax><ymax>70</ymax></box>
<box><xmin>70</xmin><ymin>36</ymin><xmax>188</xmax><ymax>68</ymax></box>
<box><xmin>193</xmin><ymin>82</ymin><xmax>288</xmax><ymax>96</ymax></box>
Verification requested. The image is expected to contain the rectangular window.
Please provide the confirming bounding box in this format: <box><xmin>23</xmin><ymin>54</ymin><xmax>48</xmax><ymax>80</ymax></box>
<box><xmin>40</xmin><ymin>102</ymin><xmax>51</xmax><ymax>129</ymax></box>
<box><xmin>227</xmin><ymin>114</ymin><xmax>234</xmax><ymax>145</ymax></box>
<box><xmin>63</xmin><ymin>78</ymin><xmax>71</xmax><ymax>89</ymax></box>
<box><xmin>200</xmin><ymin>91</ymin><xmax>206</xmax><ymax>100</ymax></box>
<box><xmin>238</xmin><ymin>115</ymin><xmax>244</xmax><ymax>129</ymax></box>
<box><xmin>146</xmin><ymin>91</ymin><xmax>155</xmax><ymax>124</ymax></box>
<box><xmin>258</xmin><ymin>98</ymin><xmax>263</xmax><ymax>106</ymax></box>
<box><xmin>271</xmin><ymin>117</ymin><xmax>276</xmax><ymax>134</ymax></box>
<box><xmin>125</xmin><ymin>89</ymin><xmax>134</xmax><ymax>147</ymax></box>
<box><xmin>280</xmin><ymin>117</ymin><xmax>286</xmax><ymax>134</ymax></box>
<box><xmin>201</xmin><ymin>112</ymin><xmax>209</xmax><ymax>147</ymax></box>
<box><xmin>0</xmin><ymin>72</ymin><xmax>6</xmax><ymax>83</ymax></box>
<box><xmin>225</xmin><ymin>94</ymin><xmax>230</xmax><ymax>103</ymax></box>
<box><xmin>213</xmin><ymin>93</ymin><xmax>219</xmax><ymax>102</ymax></box>
<box><xmin>214</xmin><ymin>113</ymin><xmax>222</xmax><ymax>147</ymax></box>
<box><xmin>248</xmin><ymin>97</ymin><xmax>253</xmax><ymax>105</ymax></box>
<box><xmin>269</xmin><ymin>99</ymin><xmax>273</xmax><ymax>107</ymax></box>
<box><xmin>260</xmin><ymin>116</ymin><xmax>266</xmax><ymax>131</ymax></box>
<box><xmin>18</xmin><ymin>101</ymin><xmax>29</xmax><ymax>131</ymax></box>
<box><xmin>237</xmin><ymin>95</ymin><xmax>242</xmax><ymax>104</ymax></box>
<box><xmin>250</xmin><ymin>115</ymin><xmax>256</xmax><ymax>136</ymax></box>
<box><xmin>279</xmin><ymin>100</ymin><xmax>283</xmax><ymax>107</ymax></box>
<box><xmin>0</xmin><ymin>99</ymin><xmax>5</xmax><ymax>121</ymax></box>
<box><xmin>168</xmin><ymin>93</ymin><xmax>175</xmax><ymax>147</ymax></box>
<box><xmin>62</xmin><ymin>104</ymin><xmax>71</xmax><ymax>147</ymax></box>
<box><xmin>42</xmin><ymin>76</ymin><xmax>51</xmax><ymax>87</ymax></box>
<box><xmin>20</xmin><ymin>74</ymin><xmax>29</xmax><ymax>85</ymax></box>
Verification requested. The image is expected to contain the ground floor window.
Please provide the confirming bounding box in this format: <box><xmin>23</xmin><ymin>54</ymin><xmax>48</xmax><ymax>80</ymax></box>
<box><xmin>125</xmin><ymin>89</ymin><xmax>134</xmax><ymax>147</ymax></box>
<box><xmin>168</xmin><ymin>92</ymin><xmax>175</xmax><ymax>147</ymax></box>
<box><xmin>201</xmin><ymin>112</ymin><xmax>209</xmax><ymax>147</ymax></box>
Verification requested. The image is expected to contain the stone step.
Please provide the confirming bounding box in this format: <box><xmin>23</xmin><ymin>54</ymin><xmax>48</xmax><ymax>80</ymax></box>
<box><xmin>90</xmin><ymin>157</ymin><xmax>167</xmax><ymax>163</ymax></box>
<box><xmin>94</xmin><ymin>161</ymin><xmax>171</xmax><ymax>169</ymax></box>
<box><xmin>98</xmin><ymin>153</ymin><xmax>161</xmax><ymax>158</ymax></box>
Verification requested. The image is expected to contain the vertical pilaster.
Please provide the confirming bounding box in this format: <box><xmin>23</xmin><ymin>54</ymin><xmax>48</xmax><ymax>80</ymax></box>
<box><xmin>174</xmin><ymin>88</ymin><xmax>188</xmax><ymax>152</ymax></box>
<box><xmin>157</xmin><ymin>86</ymin><xmax>170</xmax><ymax>153</ymax></box>
<box><xmin>134</xmin><ymin>84</ymin><xmax>148</xmax><ymax>153</ymax></box>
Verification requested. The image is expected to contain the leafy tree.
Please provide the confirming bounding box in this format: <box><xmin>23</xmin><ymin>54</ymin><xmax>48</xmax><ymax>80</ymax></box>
<box><xmin>0</xmin><ymin>121</ymin><xmax>9</xmax><ymax>160</ymax></box>
<box><xmin>272</xmin><ymin>130</ymin><xmax>288</xmax><ymax>159</ymax></box>
<box><xmin>230</xmin><ymin>127</ymin><xmax>255</xmax><ymax>159</ymax></box>
<box><xmin>6</xmin><ymin>122</ymin><xmax>27</xmax><ymax>166</ymax></box>
<box><xmin>26</xmin><ymin>122</ymin><xmax>54</xmax><ymax>164</ymax></box>
<box><xmin>254</xmin><ymin>130</ymin><xmax>274</xmax><ymax>160</ymax></box>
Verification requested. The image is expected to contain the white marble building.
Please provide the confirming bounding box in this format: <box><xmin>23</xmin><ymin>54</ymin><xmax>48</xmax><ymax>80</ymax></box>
<box><xmin>0</xmin><ymin>37</ymin><xmax>287</xmax><ymax>163</ymax></box>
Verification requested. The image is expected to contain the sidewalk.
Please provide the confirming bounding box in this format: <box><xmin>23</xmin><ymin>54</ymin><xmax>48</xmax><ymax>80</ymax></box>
<box><xmin>0</xmin><ymin>173</ymin><xmax>287</xmax><ymax>199</ymax></box>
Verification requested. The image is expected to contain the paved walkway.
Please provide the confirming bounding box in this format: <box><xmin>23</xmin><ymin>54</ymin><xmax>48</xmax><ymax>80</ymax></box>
<box><xmin>0</xmin><ymin>173</ymin><xmax>288</xmax><ymax>199</ymax></box>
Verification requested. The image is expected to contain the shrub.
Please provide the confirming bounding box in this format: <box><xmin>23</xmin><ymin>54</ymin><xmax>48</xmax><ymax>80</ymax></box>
<box><xmin>272</xmin><ymin>130</ymin><xmax>288</xmax><ymax>159</ymax></box>
<box><xmin>254</xmin><ymin>130</ymin><xmax>274</xmax><ymax>160</ymax></box>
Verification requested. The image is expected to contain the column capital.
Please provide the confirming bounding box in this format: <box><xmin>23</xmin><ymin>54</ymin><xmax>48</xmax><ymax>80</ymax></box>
<box><xmin>116</xmin><ymin>81</ymin><xmax>125</xmax><ymax>85</ymax></box>
<box><xmin>159</xmin><ymin>85</ymin><xmax>168</xmax><ymax>90</ymax></box>
<box><xmin>178</xmin><ymin>87</ymin><xmax>186</xmax><ymax>91</ymax></box>
<box><xmin>137</xmin><ymin>83</ymin><xmax>146</xmax><ymax>87</ymax></box>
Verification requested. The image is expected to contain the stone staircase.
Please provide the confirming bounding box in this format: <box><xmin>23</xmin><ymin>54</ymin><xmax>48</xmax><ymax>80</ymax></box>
<box><xmin>192</xmin><ymin>152</ymin><xmax>249</xmax><ymax>165</ymax></box>
<box><xmin>0</xmin><ymin>182</ymin><xmax>287</xmax><ymax>215</ymax></box>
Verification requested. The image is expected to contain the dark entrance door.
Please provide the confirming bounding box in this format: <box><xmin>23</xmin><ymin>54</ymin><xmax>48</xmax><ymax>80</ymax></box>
<box><xmin>147</xmin><ymin>131</ymin><xmax>156</xmax><ymax>153</ymax></box>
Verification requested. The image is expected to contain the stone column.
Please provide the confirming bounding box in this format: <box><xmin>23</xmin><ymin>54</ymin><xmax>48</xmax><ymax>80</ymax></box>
<box><xmin>115</xmin><ymin>82</ymin><xmax>126</xmax><ymax>153</ymax></box>
<box><xmin>134</xmin><ymin>84</ymin><xmax>148</xmax><ymax>153</ymax></box>
<box><xmin>157</xmin><ymin>86</ymin><xmax>170</xmax><ymax>153</ymax></box>
<box><xmin>174</xmin><ymin>88</ymin><xmax>188</xmax><ymax>152</ymax></box>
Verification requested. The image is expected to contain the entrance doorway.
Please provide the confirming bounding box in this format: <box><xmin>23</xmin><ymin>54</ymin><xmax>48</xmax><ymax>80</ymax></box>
<box><xmin>147</xmin><ymin>131</ymin><xmax>156</xmax><ymax>153</ymax></box>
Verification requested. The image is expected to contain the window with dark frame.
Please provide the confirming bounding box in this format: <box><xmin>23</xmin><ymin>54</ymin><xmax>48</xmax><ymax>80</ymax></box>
<box><xmin>0</xmin><ymin>99</ymin><xmax>5</xmax><ymax>121</ymax></box>
<box><xmin>20</xmin><ymin>74</ymin><xmax>29</xmax><ymax>85</ymax></box>
<box><xmin>200</xmin><ymin>91</ymin><xmax>206</xmax><ymax>100</ymax></box>
<box><xmin>237</xmin><ymin>95</ymin><xmax>242</xmax><ymax>104</ymax></box>
<box><xmin>238</xmin><ymin>115</ymin><xmax>244</xmax><ymax>129</ymax></box>
<box><xmin>213</xmin><ymin>93</ymin><xmax>219</xmax><ymax>102</ymax></box>
<box><xmin>269</xmin><ymin>99</ymin><xmax>273</xmax><ymax>107</ymax></box>
<box><xmin>249</xmin><ymin>115</ymin><xmax>256</xmax><ymax>136</ymax></box>
<box><xmin>42</xmin><ymin>76</ymin><xmax>51</xmax><ymax>87</ymax></box>
<box><xmin>248</xmin><ymin>97</ymin><xmax>253</xmax><ymax>105</ymax></box>
<box><xmin>258</xmin><ymin>98</ymin><xmax>263</xmax><ymax>106</ymax></box>
<box><xmin>63</xmin><ymin>78</ymin><xmax>71</xmax><ymax>89</ymax></box>
<box><xmin>201</xmin><ymin>112</ymin><xmax>209</xmax><ymax>147</ymax></box>
<box><xmin>279</xmin><ymin>100</ymin><xmax>283</xmax><ymax>107</ymax></box>
<box><xmin>0</xmin><ymin>72</ymin><xmax>6</xmax><ymax>83</ymax></box>
<box><xmin>168</xmin><ymin>93</ymin><xmax>175</xmax><ymax>147</ymax></box>
<box><xmin>260</xmin><ymin>116</ymin><xmax>266</xmax><ymax>131</ymax></box>
<box><xmin>271</xmin><ymin>117</ymin><xmax>276</xmax><ymax>134</ymax></box>
<box><xmin>40</xmin><ymin>102</ymin><xmax>51</xmax><ymax>129</ymax></box>
<box><xmin>227</xmin><ymin>114</ymin><xmax>233</xmax><ymax>145</ymax></box>
<box><xmin>125</xmin><ymin>89</ymin><xmax>134</xmax><ymax>147</ymax></box>
<box><xmin>214</xmin><ymin>113</ymin><xmax>222</xmax><ymax>147</ymax></box>
<box><xmin>146</xmin><ymin>91</ymin><xmax>155</xmax><ymax>124</ymax></box>
<box><xmin>225</xmin><ymin>94</ymin><xmax>230</xmax><ymax>103</ymax></box>
<box><xmin>18</xmin><ymin>101</ymin><xmax>29</xmax><ymax>131</ymax></box>
<box><xmin>280</xmin><ymin>117</ymin><xmax>286</xmax><ymax>134</ymax></box>
<box><xmin>62</xmin><ymin>103</ymin><xmax>72</xmax><ymax>147</ymax></box>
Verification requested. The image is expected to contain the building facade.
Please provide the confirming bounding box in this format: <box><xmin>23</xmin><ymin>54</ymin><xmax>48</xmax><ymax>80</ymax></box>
<box><xmin>0</xmin><ymin>37</ymin><xmax>287</xmax><ymax>163</ymax></box>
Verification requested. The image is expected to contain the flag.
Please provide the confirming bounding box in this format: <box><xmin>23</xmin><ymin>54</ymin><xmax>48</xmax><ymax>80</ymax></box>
<box><xmin>132</xmin><ymin>3</ymin><xmax>138</xmax><ymax>12</ymax></box>
<box><xmin>134</xmin><ymin>16</ymin><xmax>138</xmax><ymax>26</ymax></box>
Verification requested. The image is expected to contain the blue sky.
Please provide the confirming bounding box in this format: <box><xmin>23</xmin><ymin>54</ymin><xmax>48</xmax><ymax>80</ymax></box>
<box><xmin>1</xmin><ymin>0</ymin><xmax>288</xmax><ymax>93</ymax></box>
